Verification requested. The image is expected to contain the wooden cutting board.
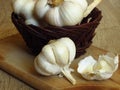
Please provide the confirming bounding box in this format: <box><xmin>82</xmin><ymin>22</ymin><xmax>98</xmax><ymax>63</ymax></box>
<box><xmin>0</xmin><ymin>34</ymin><xmax>120</xmax><ymax>90</ymax></box>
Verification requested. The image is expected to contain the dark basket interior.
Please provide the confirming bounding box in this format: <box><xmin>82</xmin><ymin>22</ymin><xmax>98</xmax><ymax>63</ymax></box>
<box><xmin>11</xmin><ymin>8</ymin><xmax>102</xmax><ymax>58</ymax></box>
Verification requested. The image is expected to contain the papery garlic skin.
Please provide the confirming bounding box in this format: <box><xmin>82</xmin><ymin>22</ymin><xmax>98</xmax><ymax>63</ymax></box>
<box><xmin>77</xmin><ymin>53</ymin><xmax>119</xmax><ymax>80</ymax></box>
<box><xmin>34</xmin><ymin>37</ymin><xmax>76</xmax><ymax>84</ymax></box>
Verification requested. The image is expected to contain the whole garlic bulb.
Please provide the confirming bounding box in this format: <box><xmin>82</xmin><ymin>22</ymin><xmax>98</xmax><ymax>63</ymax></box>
<box><xmin>12</xmin><ymin>0</ymin><xmax>102</xmax><ymax>26</ymax></box>
<box><xmin>34</xmin><ymin>37</ymin><xmax>76</xmax><ymax>84</ymax></box>
<box><xmin>12</xmin><ymin>0</ymin><xmax>39</xmax><ymax>26</ymax></box>
<box><xmin>35</xmin><ymin>0</ymin><xmax>102</xmax><ymax>26</ymax></box>
<box><xmin>77</xmin><ymin>53</ymin><xmax>119</xmax><ymax>80</ymax></box>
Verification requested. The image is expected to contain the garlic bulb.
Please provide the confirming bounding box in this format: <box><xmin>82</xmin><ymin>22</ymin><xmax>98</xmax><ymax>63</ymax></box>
<box><xmin>12</xmin><ymin>0</ymin><xmax>39</xmax><ymax>26</ymax></box>
<box><xmin>12</xmin><ymin>0</ymin><xmax>102</xmax><ymax>26</ymax></box>
<box><xmin>77</xmin><ymin>53</ymin><xmax>119</xmax><ymax>80</ymax></box>
<box><xmin>35</xmin><ymin>0</ymin><xmax>102</xmax><ymax>26</ymax></box>
<box><xmin>34</xmin><ymin>37</ymin><xmax>76</xmax><ymax>85</ymax></box>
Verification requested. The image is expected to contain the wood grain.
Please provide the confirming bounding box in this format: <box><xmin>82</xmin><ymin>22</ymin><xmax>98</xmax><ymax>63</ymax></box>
<box><xmin>0</xmin><ymin>34</ymin><xmax>120</xmax><ymax>90</ymax></box>
<box><xmin>0</xmin><ymin>0</ymin><xmax>120</xmax><ymax>90</ymax></box>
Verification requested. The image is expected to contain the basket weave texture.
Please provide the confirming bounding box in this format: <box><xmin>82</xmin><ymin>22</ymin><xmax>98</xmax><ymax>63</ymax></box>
<box><xmin>11</xmin><ymin>8</ymin><xmax>102</xmax><ymax>58</ymax></box>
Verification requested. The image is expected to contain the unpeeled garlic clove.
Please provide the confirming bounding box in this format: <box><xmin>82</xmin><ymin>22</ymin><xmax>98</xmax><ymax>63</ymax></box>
<box><xmin>25</xmin><ymin>18</ymin><xmax>39</xmax><ymax>26</ymax></box>
<box><xmin>57</xmin><ymin>37</ymin><xmax>76</xmax><ymax>63</ymax></box>
<box><xmin>51</xmin><ymin>41</ymin><xmax>69</xmax><ymax>67</ymax></box>
<box><xmin>34</xmin><ymin>53</ymin><xmax>61</xmax><ymax>76</ymax></box>
<box><xmin>42</xmin><ymin>45</ymin><xmax>56</xmax><ymax>64</ymax></box>
<box><xmin>77</xmin><ymin>53</ymin><xmax>119</xmax><ymax>80</ymax></box>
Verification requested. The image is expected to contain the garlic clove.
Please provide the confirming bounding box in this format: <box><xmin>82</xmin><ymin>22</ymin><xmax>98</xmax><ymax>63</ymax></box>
<box><xmin>77</xmin><ymin>56</ymin><xmax>96</xmax><ymax>74</ymax></box>
<box><xmin>59</xmin><ymin>2</ymin><xmax>84</xmax><ymax>26</ymax></box>
<box><xmin>35</xmin><ymin>0</ymin><xmax>50</xmax><ymax>18</ymax></box>
<box><xmin>35</xmin><ymin>53</ymin><xmax>61</xmax><ymax>76</ymax></box>
<box><xmin>57</xmin><ymin>37</ymin><xmax>76</xmax><ymax>63</ymax></box>
<box><xmin>12</xmin><ymin>0</ymin><xmax>28</xmax><ymax>14</ymax></box>
<box><xmin>25</xmin><ymin>18</ymin><xmax>39</xmax><ymax>26</ymax></box>
<box><xmin>75</xmin><ymin>0</ymin><xmax>88</xmax><ymax>11</ymax></box>
<box><xmin>42</xmin><ymin>45</ymin><xmax>56</xmax><ymax>64</ymax></box>
<box><xmin>51</xmin><ymin>41</ymin><xmax>69</xmax><ymax>67</ymax></box>
<box><xmin>45</xmin><ymin>7</ymin><xmax>63</xmax><ymax>26</ymax></box>
<box><xmin>13</xmin><ymin>0</ymin><xmax>38</xmax><ymax>21</ymax></box>
<box><xmin>77</xmin><ymin>53</ymin><xmax>119</xmax><ymax>80</ymax></box>
<box><xmin>21</xmin><ymin>0</ymin><xmax>36</xmax><ymax>19</ymax></box>
<box><xmin>34</xmin><ymin>57</ymin><xmax>51</xmax><ymax>76</ymax></box>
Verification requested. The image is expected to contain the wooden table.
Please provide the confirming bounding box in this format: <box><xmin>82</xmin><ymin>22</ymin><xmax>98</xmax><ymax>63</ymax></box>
<box><xmin>0</xmin><ymin>0</ymin><xmax>120</xmax><ymax>90</ymax></box>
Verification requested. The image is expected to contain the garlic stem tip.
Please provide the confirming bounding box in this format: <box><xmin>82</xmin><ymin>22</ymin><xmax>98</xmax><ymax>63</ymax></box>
<box><xmin>61</xmin><ymin>68</ymin><xmax>76</xmax><ymax>85</ymax></box>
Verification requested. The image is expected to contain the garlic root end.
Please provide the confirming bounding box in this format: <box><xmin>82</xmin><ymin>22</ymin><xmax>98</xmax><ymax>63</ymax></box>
<box><xmin>61</xmin><ymin>67</ymin><xmax>76</xmax><ymax>85</ymax></box>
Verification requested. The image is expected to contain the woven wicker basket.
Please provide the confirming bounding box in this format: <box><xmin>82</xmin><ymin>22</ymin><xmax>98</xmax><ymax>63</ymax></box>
<box><xmin>11</xmin><ymin>8</ymin><xmax>102</xmax><ymax>58</ymax></box>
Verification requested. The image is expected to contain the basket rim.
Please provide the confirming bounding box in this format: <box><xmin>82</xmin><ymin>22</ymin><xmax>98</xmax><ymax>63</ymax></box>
<box><xmin>12</xmin><ymin>8</ymin><xmax>102</xmax><ymax>38</ymax></box>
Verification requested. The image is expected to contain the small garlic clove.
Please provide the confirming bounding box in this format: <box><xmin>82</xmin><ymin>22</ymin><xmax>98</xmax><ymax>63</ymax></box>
<box><xmin>34</xmin><ymin>56</ymin><xmax>51</xmax><ymax>76</ymax></box>
<box><xmin>45</xmin><ymin>7</ymin><xmax>63</xmax><ymax>27</ymax></box>
<box><xmin>76</xmin><ymin>0</ymin><xmax>88</xmax><ymax>11</ymax></box>
<box><xmin>35</xmin><ymin>0</ymin><xmax>50</xmax><ymax>18</ymax></box>
<box><xmin>21</xmin><ymin>0</ymin><xmax>36</xmax><ymax>19</ymax></box>
<box><xmin>12</xmin><ymin>0</ymin><xmax>28</xmax><ymax>14</ymax></box>
<box><xmin>60</xmin><ymin>2</ymin><xmax>84</xmax><ymax>26</ymax></box>
<box><xmin>57</xmin><ymin>37</ymin><xmax>76</xmax><ymax>63</ymax></box>
<box><xmin>25</xmin><ymin>18</ymin><xmax>39</xmax><ymax>26</ymax></box>
<box><xmin>77</xmin><ymin>56</ymin><xmax>97</xmax><ymax>80</ymax></box>
<box><xmin>51</xmin><ymin>41</ymin><xmax>69</xmax><ymax>67</ymax></box>
<box><xmin>77</xmin><ymin>53</ymin><xmax>119</xmax><ymax>80</ymax></box>
<box><xmin>34</xmin><ymin>53</ymin><xmax>61</xmax><ymax>76</ymax></box>
<box><xmin>77</xmin><ymin>56</ymin><xmax>96</xmax><ymax>74</ymax></box>
<box><xmin>42</xmin><ymin>45</ymin><xmax>56</xmax><ymax>64</ymax></box>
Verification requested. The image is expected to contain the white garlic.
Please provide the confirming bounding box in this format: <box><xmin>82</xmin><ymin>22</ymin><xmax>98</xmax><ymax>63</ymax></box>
<box><xmin>12</xmin><ymin>0</ymin><xmax>39</xmax><ymax>26</ymax></box>
<box><xmin>13</xmin><ymin>0</ymin><xmax>102</xmax><ymax>26</ymax></box>
<box><xmin>77</xmin><ymin>53</ymin><xmax>119</xmax><ymax>80</ymax></box>
<box><xmin>34</xmin><ymin>37</ymin><xmax>76</xmax><ymax>85</ymax></box>
<box><xmin>25</xmin><ymin>18</ymin><xmax>39</xmax><ymax>26</ymax></box>
<box><xmin>35</xmin><ymin>0</ymin><xmax>102</xmax><ymax>26</ymax></box>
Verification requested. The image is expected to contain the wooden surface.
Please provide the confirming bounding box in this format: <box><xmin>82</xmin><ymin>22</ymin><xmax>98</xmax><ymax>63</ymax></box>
<box><xmin>0</xmin><ymin>34</ymin><xmax>120</xmax><ymax>90</ymax></box>
<box><xmin>0</xmin><ymin>0</ymin><xmax>120</xmax><ymax>90</ymax></box>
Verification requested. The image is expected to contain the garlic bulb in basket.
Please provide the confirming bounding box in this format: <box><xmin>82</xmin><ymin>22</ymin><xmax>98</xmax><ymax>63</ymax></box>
<box><xmin>12</xmin><ymin>0</ymin><xmax>102</xmax><ymax>26</ymax></box>
<box><xmin>35</xmin><ymin>0</ymin><xmax>102</xmax><ymax>26</ymax></box>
